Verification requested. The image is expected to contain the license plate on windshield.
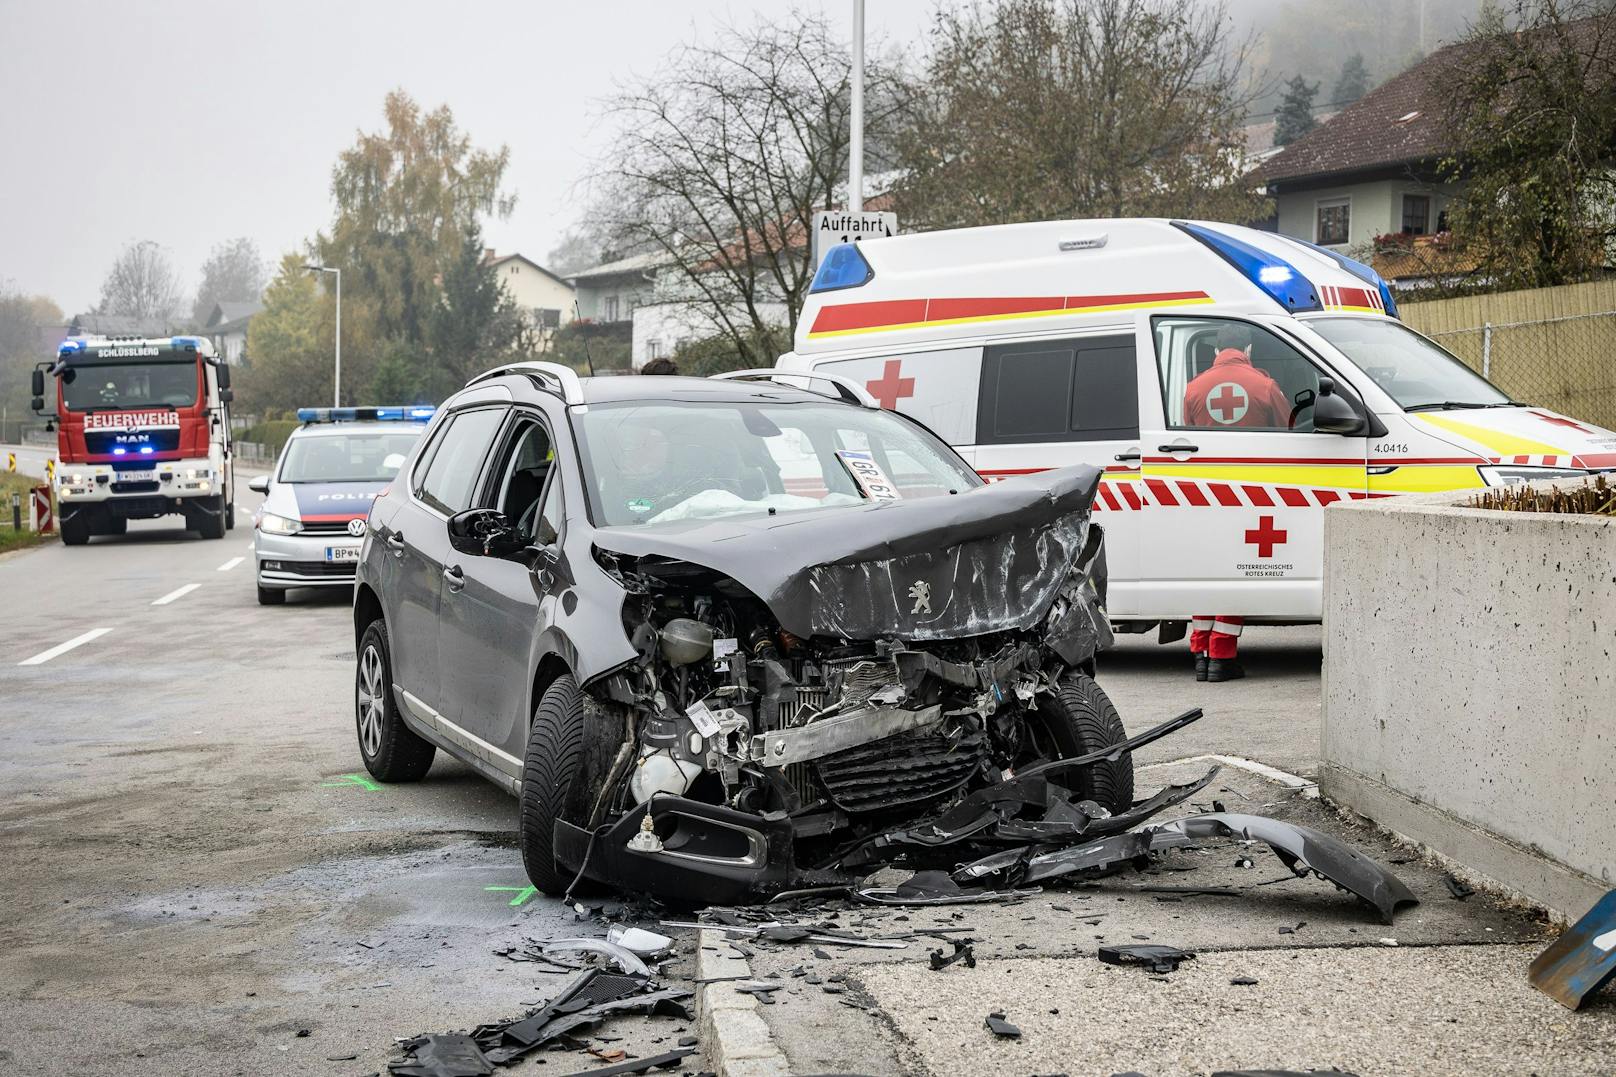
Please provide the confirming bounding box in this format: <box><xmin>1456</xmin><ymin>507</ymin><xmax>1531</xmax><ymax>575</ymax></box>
<box><xmin>324</xmin><ymin>546</ymin><xmax>360</xmax><ymax>564</ymax></box>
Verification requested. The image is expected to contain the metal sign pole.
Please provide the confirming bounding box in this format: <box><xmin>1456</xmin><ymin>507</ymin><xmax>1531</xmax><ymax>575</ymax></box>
<box><xmin>849</xmin><ymin>0</ymin><xmax>864</xmax><ymax>213</ymax></box>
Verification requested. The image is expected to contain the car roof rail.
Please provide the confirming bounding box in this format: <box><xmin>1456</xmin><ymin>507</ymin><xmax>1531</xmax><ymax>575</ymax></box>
<box><xmin>466</xmin><ymin>361</ymin><xmax>585</xmax><ymax>405</ymax></box>
<box><xmin>709</xmin><ymin>369</ymin><xmax>879</xmax><ymax>409</ymax></box>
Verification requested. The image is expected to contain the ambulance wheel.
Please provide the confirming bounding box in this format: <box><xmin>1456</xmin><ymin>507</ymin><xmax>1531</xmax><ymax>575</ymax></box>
<box><xmin>356</xmin><ymin>619</ymin><xmax>435</xmax><ymax>782</ymax></box>
<box><xmin>196</xmin><ymin>496</ymin><xmax>226</xmax><ymax>540</ymax></box>
<box><xmin>226</xmin><ymin>499</ymin><xmax>236</xmax><ymax>530</ymax></box>
<box><xmin>256</xmin><ymin>583</ymin><xmax>285</xmax><ymax>606</ymax></box>
<box><xmin>60</xmin><ymin>514</ymin><xmax>90</xmax><ymax>546</ymax></box>
<box><xmin>1030</xmin><ymin>672</ymin><xmax>1134</xmax><ymax>813</ymax></box>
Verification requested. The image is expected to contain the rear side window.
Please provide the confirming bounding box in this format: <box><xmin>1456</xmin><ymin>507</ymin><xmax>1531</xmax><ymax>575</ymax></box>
<box><xmin>975</xmin><ymin>335</ymin><xmax>1139</xmax><ymax>444</ymax></box>
<box><xmin>413</xmin><ymin>407</ymin><xmax>507</xmax><ymax>514</ymax></box>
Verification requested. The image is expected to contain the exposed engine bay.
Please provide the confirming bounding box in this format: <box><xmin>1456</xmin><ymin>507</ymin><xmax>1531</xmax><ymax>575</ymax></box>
<box><xmin>556</xmin><ymin>466</ymin><xmax>1122</xmax><ymax>903</ymax></box>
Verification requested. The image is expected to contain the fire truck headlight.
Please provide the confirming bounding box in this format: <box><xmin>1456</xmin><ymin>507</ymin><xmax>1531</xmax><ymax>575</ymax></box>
<box><xmin>258</xmin><ymin>512</ymin><xmax>302</xmax><ymax>536</ymax></box>
<box><xmin>1478</xmin><ymin>465</ymin><xmax>1588</xmax><ymax>487</ymax></box>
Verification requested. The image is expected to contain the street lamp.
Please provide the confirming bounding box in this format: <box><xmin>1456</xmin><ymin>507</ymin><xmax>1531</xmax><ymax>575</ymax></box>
<box><xmin>303</xmin><ymin>263</ymin><xmax>341</xmax><ymax>407</ymax></box>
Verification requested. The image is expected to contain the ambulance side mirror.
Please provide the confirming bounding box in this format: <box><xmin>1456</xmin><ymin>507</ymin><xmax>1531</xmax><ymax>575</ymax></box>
<box><xmin>1313</xmin><ymin>377</ymin><xmax>1366</xmax><ymax>435</ymax></box>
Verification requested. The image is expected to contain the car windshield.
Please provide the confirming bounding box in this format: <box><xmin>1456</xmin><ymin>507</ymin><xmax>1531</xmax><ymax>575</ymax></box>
<box><xmin>278</xmin><ymin>430</ymin><xmax>423</xmax><ymax>483</ymax></box>
<box><xmin>1308</xmin><ymin>317</ymin><xmax>1513</xmax><ymax>410</ymax></box>
<box><xmin>574</xmin><ymin>397</ymin><xmax>982</xmax><ymax>527</ymax></box>
<box><xmin>60</xmin><ymin>362</ymin><xmax>197</xmax><ymax>411</ymax></box>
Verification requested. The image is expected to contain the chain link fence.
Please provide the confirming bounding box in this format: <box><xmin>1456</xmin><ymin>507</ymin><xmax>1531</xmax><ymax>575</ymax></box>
<box><xmin>1423</xmin><ymin>310</ymin><xmax>1616</xmax><ymax>432</ymax></box>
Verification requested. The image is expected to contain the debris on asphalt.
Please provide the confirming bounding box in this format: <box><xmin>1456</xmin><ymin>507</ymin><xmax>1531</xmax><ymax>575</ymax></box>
<box><xmin>531</xmin><ymin>937</ymin><xmax>653</xmax><ymax>977</ymax></box>
<box><xmin>606</xmin><ymin>926</ymin><xmax>675</xmax><ymax>956</ymax></box>
<box><xmin>562</xmin><ymin>1047</ymin><xmax>699</xmax><ymax>1076</ymax></box>
<box><xmin>1527</xmin><ymin>888</ymin><xmax>1616</xmax><ymax>1011</ymax></box>
<box><xmin>928</xmin><ymin>938</ymin><xmax>977</xmax><ymax>970</ymax></box>
<box><xmin>984</xmin><ymin>1011</ymin><xmax>1022</xmax><ymax>1038</ymax></box>
<box><xmin>661</xmin><ymin>918</ymin><xmax>908</xmax><ymax>949</ymax></box>
<box><xmin>388</xmin><ymin>1033</ymin><xmax>493</xmax><ymax>1077</ymax></box>
<box><xmin>1098</xmin><ymin>944</ymin><xmax>1197</xmax><ymax>974</ymax></box>
<box><xmin>1230</xmin><ymin>976</ymin><xmax>1259</xmax><ymax>986</ymax></box>
<box><xmin>1444</xmin><ymin>874</ymin><xmax>1476</xmax><ymax>901</ymax></box>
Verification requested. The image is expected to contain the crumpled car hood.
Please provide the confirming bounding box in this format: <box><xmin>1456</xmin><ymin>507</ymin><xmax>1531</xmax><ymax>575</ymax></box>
<box><xmin>593</xmin><ymin>465</ymin><xmax>1103</xmax><ymax>640</ymax></box>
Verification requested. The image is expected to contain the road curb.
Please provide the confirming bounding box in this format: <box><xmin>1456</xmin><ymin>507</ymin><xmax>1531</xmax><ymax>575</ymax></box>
<box><xmin>695</xmin><ymin>927</ymin><xmax>792</xmax><ymax>1077</ymax></box>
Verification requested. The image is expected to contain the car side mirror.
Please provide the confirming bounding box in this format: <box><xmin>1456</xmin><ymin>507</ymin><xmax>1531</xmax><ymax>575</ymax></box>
<box><xmin>31</xmin><ymin>370</ymin><xmax>45</xmax><ymax>397</ymax></box>
<box><xmin>448</xmin><ymin>507</ymin><xmax>526</xmax><ymax>558</ymax></box>
<box><xmin>1313</xmin><ymin>377</ymin><xmax>1367</xmax><ymax>435</ymax></box>
<box><xmin>218</xmin><ymin>388</ymin><xmax>234</xmax><ymax>404</ymax></box>
<box><xmin>247</xmin><ymin>475</ymin><xmax>270</xmax><ymax>494</ymax></box>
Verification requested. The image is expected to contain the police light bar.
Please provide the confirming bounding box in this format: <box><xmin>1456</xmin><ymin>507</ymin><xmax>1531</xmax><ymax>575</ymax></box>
<box><xmin>810</xmin><ymin>243</ymin><xmax>875</xmax><ymax>294</ymax></box>
<box><xmin>296</xmin><ymin>406</ymin><xmax>436</xmax><ymax>423</ymax></box>
<box><xmin>1275</xmin><ymin>235</ymin><xmax>1401</xmax><ymax>319</ymax></box>
<box><xmin>1172</xmin><ymin>221</ymin><xmax>1322</xmax><ymax>315</ymax></box>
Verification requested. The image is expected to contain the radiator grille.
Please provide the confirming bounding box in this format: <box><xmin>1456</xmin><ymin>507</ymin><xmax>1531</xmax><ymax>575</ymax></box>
<box><xmin>814</xmin><ymin>728</ymin><xmax>984</xmax><ymax>814</ymax></box>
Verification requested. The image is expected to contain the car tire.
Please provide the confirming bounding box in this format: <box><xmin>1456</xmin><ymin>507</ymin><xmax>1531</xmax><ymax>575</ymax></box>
<box><xmin>1032</xmin><ymin>671</ymin><xmax>1134</xmax><ymax>813</ymax></box>
<box><xmin>60</xmin><ymin>511</ymin><xmax>90</xmax><ymax>546</ymax></box>
<box><xmin>520</xmin><ymin>674</ymin><xmax>626</xmax><ymax>896</ymax></box>
<box><xmin>256</xmin><ymin>583</ymin><xmax>285</xmax><ymax>606</ymax></box>
<box><xmin>99</xmin><ymin>516</ymin><xmax>127</xmax><ymax>536</ymax></box>
<box><xmin>196</xmin><ymin>496</ymin><xmax>226</xmax><ymax>540</ymax></box>
<box><xmin>355</xmin><ymin>619</ymin><xmax>435</xmax><ymax>782</ymax></box>
<box><xmin>226</xmin><ymin>499</ymin><xmax>236</xmax><ymax>530</ymax></box>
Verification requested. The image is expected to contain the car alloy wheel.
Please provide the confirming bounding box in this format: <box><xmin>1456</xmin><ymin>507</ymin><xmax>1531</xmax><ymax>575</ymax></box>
<box><xmin>357</xmin><ymin>642</ymin><xmax>386</xmax><ymax>759</ymax></box>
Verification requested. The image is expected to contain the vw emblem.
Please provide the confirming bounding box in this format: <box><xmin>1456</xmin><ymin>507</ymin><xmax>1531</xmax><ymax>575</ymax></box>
<box><xmin>347</xmin><ymin>517</ymin><xmax>367</xmax><ymax>537</ymax></box>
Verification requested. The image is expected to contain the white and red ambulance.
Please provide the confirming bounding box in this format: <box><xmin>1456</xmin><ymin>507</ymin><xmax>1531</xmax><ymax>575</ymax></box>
<box><xmin>777</xmin><ymin>218</ymin><xmax>1616</xmax><ymax>632</ymax></box>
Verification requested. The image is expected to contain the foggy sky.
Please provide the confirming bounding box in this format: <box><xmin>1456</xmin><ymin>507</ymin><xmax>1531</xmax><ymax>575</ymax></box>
<box><xmin>0</xmin><ymin>0</ymin><xmax>939</xmax><ymax>316</ymax></box>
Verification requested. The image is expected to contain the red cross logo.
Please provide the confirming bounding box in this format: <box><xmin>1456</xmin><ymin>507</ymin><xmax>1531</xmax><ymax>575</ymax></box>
<box><xmin>1244</xmin><ymin>515</ymin><xmax>1288</xmax><ymax>558</ymax></box>
<box><xmin>865</xmin><ymin>359</ymin><xmax>915</xmax><ymax>410</ymax></box>
<box><xmin>1207</xmin><ymin>381</ymin><xmax>1249</xmax><ymax>424</ymax></box>
<box><xmin>1530</xmin><ymin>410</ymin><xmax>1593</xmax><ymax>434</ymax></box>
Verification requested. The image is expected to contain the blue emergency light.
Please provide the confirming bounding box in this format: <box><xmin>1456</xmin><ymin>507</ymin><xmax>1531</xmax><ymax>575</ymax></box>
<box><xmin>1174</xmin><ymin>221</ymin><xmax>1322</xmax><ymax>314</ymax></box>
<box><xmin>169</xmin><ymin>336</ymin><xmax>203</xmax><ymax>350</ymax></box>
<box><xmin>1275</xmin><ymin>235</ymin><xmax>1401</xmax><ymax>319</ymax></box>
<box><xmin>810</xmin><ymin>243</ymin><xmax>875</xmax><ymax>293</ymax></box>
<box><xmin>58</xmin><ymin>339</ymin><xmax>85</xmax><ymax>356</ymax></box>
<box><xmin>296</xmin><ymin>405</ymin><xmax>436</xmax><ymax>424</ymax></box>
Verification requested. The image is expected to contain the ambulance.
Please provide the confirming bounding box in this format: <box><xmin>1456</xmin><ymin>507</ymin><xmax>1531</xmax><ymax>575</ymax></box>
<box><xmin>777</xmin><ymin>219</ymin><xmax>1616</xmax><ymax>631</ymax></box>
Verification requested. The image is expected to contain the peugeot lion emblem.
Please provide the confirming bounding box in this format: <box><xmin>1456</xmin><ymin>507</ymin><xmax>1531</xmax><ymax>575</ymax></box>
<box><xmin>347</xmin><ymin>518</ymin><xmax>367</xmax><ymax>537</ymax></box>
<box><xmin>908</xmin><ymin>580</ymin><xmax>932</xmax><ymax>615</ymax></box>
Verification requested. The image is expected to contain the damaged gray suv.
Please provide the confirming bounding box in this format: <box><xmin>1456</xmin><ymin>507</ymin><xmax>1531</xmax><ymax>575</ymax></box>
<box><xmin>351</xmin><ymin>363</ymin><xmax>1126</xmax><ymax>904</ymax></box>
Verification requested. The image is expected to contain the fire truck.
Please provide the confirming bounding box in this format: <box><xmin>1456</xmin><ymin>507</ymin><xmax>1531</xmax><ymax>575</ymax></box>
<box><xmin>32</xmin><ymin>335</ymin><xmax>236</xmax><ymax>545</ymax></box>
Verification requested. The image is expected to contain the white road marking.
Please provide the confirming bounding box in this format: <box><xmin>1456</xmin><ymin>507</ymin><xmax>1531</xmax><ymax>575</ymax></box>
<box><xmin>152</xmin><ymin>583</ymin><xmax>201</xmax><ymax>606</ymax></box>
<box><xmin>216</xmin><ymin>556</ymin><xmax>244</xmax><ymax>572</ymax></box>
<box><xmin>1139</xmin><ymin>753</ymin><xmax>1321</xmax><ymax>799</ymax></box>
<box><xmin>19</xmin><ymin>627</ymin><xmax>113</xmax><ymax>666</ymax></box>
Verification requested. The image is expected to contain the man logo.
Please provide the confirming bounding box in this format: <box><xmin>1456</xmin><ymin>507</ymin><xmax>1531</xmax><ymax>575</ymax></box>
<box><xmin>908</xmin><ymin>579</ymin><xmax>932</xmax><ymax>615</ymax></box>
<box><xmin>347</xmin><ymin>518</ymin><xmax>367</xmax><ymax>537</ymax></box>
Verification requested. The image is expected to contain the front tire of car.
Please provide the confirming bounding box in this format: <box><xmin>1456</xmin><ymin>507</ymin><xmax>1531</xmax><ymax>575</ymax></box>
<box><xmin>60</xmin><ymin>510</ymin><xmax>91</xmax><ymax>546</ymax></box>
<box><xmin>196</xmin><ymin>495</ymin><xmax>227</xmax><ymax>540</ymax></box>
<box><xmin>1032</xmin><ymin>671</ymin><xmax>1134</xmax><ymax>813</ymax></box>
<box><xmin>355</xmin><ymin>619</ymin><xmax>435</xmax><ymax>782</ymax></box>
<box><xmin>520</xmin><ymin>674</ymin><xmax>626</xmax><ymax>896</ymax></box>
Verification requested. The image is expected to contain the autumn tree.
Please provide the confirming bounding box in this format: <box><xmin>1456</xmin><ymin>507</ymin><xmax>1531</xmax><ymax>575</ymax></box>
<box><xmin>96</xmin><ymin>240</ymin><xmax>183</xmax><ymax>324</ymax></box>
<box><xmin>592</xmin><ymin>15</ymin><xmax>908</xmax><ymax>365</ymax></box>
<box><xmin>240</xmin><ymin>254</ymin><xmax>334</xmax><ymax>413</ymax></box>
<box><xmin>894</xmin><ymin>0</ymin><xmax>1269</xmax><ymax>229</ymax></box>
<box><xmin>1441</xmin><ymin>1</ymin><xmax>1616</xmax><ymax>290</ymax></box>
<box><xmin>192</xmin><ymin>237</ymin><xmax>267</xmax><ymax>326</ymax></box>
<box><xmin>1274</xmin><ymin>75</ymin><xmax>1320</xmax><ymax>146</ymax></box>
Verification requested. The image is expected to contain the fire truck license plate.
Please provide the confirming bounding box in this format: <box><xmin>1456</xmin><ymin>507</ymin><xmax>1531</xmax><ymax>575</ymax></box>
<box><xmin>324</xmin><ymin>546</ymin><xmax>360</xmax><ymax>563</ymax></box>
<box><xmin>121</xmin><ymin>469</ymin><xmax>156</xmax><ymax>483</ymax></box>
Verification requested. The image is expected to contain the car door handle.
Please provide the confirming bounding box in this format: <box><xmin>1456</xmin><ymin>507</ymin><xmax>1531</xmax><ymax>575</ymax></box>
<box><xmin>1157</xmin><ymin>443</ymin><xmax>1199</xmax><ymax>454</ymax></box>
<box><xmin>385</xmin><ymin>532</ymin><xmax>405</xmax><ymax>552</ymax></box>
<box><xmin>1113</xmin><ymin>451</ymin><xmax>1142</xmax><ymax>462</ymax></box>
<box><xmin>442</xmin><ymin>564</ymin><xmax>465</xmax><ymax>592</ymax></box>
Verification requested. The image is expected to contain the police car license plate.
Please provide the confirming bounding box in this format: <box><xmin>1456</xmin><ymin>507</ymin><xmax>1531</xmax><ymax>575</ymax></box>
<box><xmin>324</xmin><ymin>546</ymin><xmax>360</xmax><ymax>564</ymax></box>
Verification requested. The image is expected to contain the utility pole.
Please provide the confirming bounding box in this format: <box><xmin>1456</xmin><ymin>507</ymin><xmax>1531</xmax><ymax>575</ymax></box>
<box><xmin>849</xmin><ymin>0</ymin><xmax>865</xmax><ymax>213</ymax></box>
<box><xmin>303</xmin><ymin>264</ymin><xmax>342</xmax><ymax>406</ymax></box>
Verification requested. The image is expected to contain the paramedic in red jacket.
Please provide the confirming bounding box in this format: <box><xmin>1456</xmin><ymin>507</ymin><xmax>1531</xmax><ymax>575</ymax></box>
<box><xmin>1182</xmin><ymin>322</ymin><xmax>1293</xmax><ymax>682</ymax></box>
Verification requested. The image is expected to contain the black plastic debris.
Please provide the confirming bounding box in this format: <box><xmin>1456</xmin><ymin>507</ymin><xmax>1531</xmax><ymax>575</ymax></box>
<box><xmin>1098</xmin><ymin>944</ymin><xmax>1196</xmax><ymax>974</ymax></box>
<box><xmin>929</xmin><ymin>938</ymin><xmax>977</xmax><ymax>971</ymax></box>
<box><xmin>389</xmin><ymin>1033</ymin><xmax>494</xmax><ymax>1077</ymax></box>
<box><xmin>1444</xmin><ymin>875</ymin><xmax>1475</xmax><ymax>901</ymax></box>
<box><xmin>1528</xmin><ymin>888</ymin><xmax>1616</xmax><ymax>1011</ymax></box>
<box><xmin>1230</xmin><ymin>976</ymin><xmax>1259</xmax><ymax>986</ymax></box>
<box><xmin>984</xmin><ymin>1011</ymin><xmax>1022</xmax><ymax>1038</ymax></box>
<box><xmin>564</xmin><ymin>1047</ymin><xmax>698</xmax><ymax>1076</ymax></box>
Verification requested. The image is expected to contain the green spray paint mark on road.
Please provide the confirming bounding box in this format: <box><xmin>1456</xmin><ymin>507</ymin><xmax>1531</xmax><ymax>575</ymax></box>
<box><xmin>322</xmin><ymin>773</ymin><xmax>381</xmax><ymax>792</ymax></box>
<box><xmin>486</xmin><ymin>885</ymin><xmax>538</xmax><ymax>907</ymax></box>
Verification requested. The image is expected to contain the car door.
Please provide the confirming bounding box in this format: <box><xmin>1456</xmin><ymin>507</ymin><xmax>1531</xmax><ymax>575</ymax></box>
<box><xmin>437</xmin><ymin>410</ymin><xmax>560</xmax><ymax>776</ymax></box>
<box><xmin>383</xmin><ymin>404</ymin><xmax>508</xmax><ymax>720</ymax></box>
<box><xmin>1137</xmin><ymin>314</ymin><xmax>1368</xmax><ymax>620</ymax></box>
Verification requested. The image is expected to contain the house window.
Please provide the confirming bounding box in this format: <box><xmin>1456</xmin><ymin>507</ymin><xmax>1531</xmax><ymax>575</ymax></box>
<box><xmin>604</xmin><ymin>296</ymin><xmax>620</xmax><ymax>322</ymax></box>
<box><xmin>1316</xmin><ymin>198</ymin><xmax>1350</xmax><ymax>245</ymax></box>
<box><xmin>647</xmin><ymin>339</ymin><xmax>665</xmax><ymax>360</ymax></box>
<box><xmin>1402</xmin><ymin>195</ymin><xmax>1431</xmax><ymax>236</ymax></box>
<box><xmin>625</xmin><ymin>296</ymin><xmax>637</xmax><ymax>317</ymax></box>
<box><xmin>510</xmin><ymin>265</ymin><xmax>520</xmax><ymax>274</ymax></box>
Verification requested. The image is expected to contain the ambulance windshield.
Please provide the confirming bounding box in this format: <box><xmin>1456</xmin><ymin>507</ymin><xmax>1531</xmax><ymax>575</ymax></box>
<box><xmin>1309</xmin><ymin>318</ymin><xmax>1513</xmax><ymax>411</ymax></box>
<box><xmin>574</xmin><ymin>398</ymin><xmax>982</xmax><ymax>527</ymax></box>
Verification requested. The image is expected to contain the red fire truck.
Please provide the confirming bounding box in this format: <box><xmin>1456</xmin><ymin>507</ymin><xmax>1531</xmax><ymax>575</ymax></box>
<box><xmin>32</xmin><ymin>335</ymin><xmax>236</xmax><ymax>545</ymax></box>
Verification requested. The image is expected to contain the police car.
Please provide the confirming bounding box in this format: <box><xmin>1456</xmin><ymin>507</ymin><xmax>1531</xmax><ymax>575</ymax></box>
<box><xmin>779</xmin><ymin>220</ymin><xmax>1616</xmax><ymax>632</ymax></box>
<box><xmin>248</xmin><ymin>407</ymin><xmax>432</xmax><ymax>605</ymax></box>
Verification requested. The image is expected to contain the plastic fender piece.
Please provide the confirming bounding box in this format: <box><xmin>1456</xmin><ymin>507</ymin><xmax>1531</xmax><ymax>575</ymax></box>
<box><xmin>1528</xmin><ymin>888</ymin><xmax>1616</xmax><ymax>1010</ymax></box>
<box><xmin>1150</xmin><ymin>812</ymin><xmax>1419</xmax><ymax>925</ymax></box>
<box><xmin>535</xmin><ymin>938</ymin><xmax>651</xmax><ymax>977</ymax></box>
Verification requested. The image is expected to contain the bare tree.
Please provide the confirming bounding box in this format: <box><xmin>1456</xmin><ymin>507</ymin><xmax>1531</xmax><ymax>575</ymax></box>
<box><xmin>96</xmin><ymin>240</ymin><xmax>183</xmax><ymax>323</ymax></box>
<box><xmin>894</xmin><ymin>0</ymin><xmax>1270</xmax><ymax>228</ymax></box>
<box><xmin>192</xmin><ymin>237</ymin><xmax>268</xmax><ymax>326</ymax></box>
<box><xmin>592</xmin><ymin>14</ymin><xmax>908</xmax><ymax>364</ymax></box>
